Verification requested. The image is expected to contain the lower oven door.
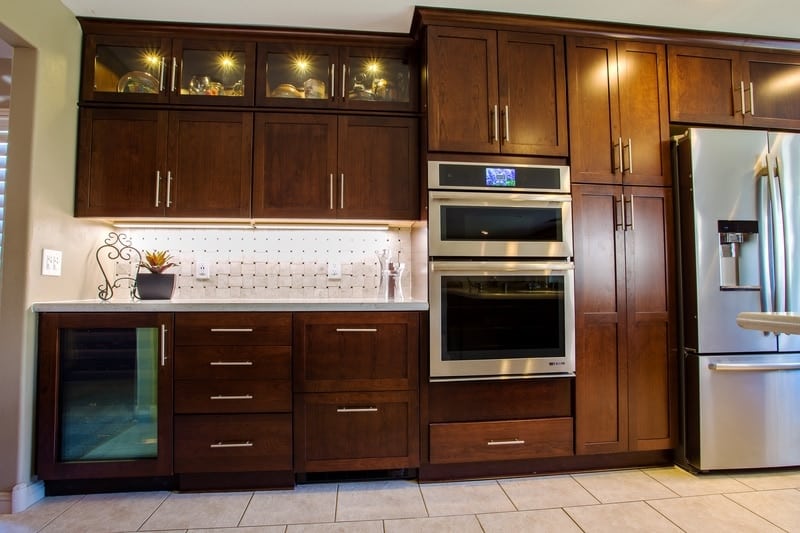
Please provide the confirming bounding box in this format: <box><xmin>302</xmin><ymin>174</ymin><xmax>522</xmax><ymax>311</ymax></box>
<box><xmin>429</xmin><ymin>261</ymin><xmax>575</xmax><ymax>380</ymax></box>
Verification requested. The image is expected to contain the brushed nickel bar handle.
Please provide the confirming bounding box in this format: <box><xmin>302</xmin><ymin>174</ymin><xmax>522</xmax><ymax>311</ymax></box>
<box><xmin>335</xmin><ymin>328</ymin><xmax>378</xmax><ymax>332</ymax></box>
<box><xmin>740</xmin><ymin>80</ymin><xmax>746</xmax><ymax>117</ymax></box>
<box><xmin>749</xmin><ymin>81</ymin><xmax>755</xmax><ymax>116</ymax></box>
<box><xmin>210</xmin><ymin>394</ymin><xmax>254</xmax><ymax>400</ymax></box>
<box><xmin>336</xmin><ymin>407</ymin><xmax>379</xmax><ymax>413</ymax></box>
<box><xmin>626</xmin><ymin>138</ymin><xmax>633</xmax><ymax>174</ymax></box>
<box><xmin>340</xmin><ymin>173</ymin><xmax>345</xmax><ymax>209</ymax></box>
<box><xmin>154</xmin><ymin>170</ymin><xmax>161</xmax><ymax>207</ymax></box>
<box><xmin>487</xmin><ymin>439</ymin><xmax>526</xmax><ymax>446</ymax></box>
<box><xmin>492</xmin><ymin>105</ymin><xmax>499</xmax><ymax>143</ymax></box>
<box><xmin>330</xmin><ymin>64</ymin><xmax>335</xmax><ymax>98</ymax></box>
<box><xmin>620</xmin><ymin>193</ymin><xmax>627</xmax><ymax>230</ymax></box>
<box><xmin>615</xmin><ymin>194</ymin><xmax>623</xmax><ymax>231</ymax></box>
<box><xmin>171</xmin><ymin>57</ymin><xmax>177</xmax><ymax>93</ymax></box>
<box><xmin>159</xmin><ymin>57</ymin><xmax>166</xmax><ymax>92</ymax></box>
<box><xmin>625</xmin><ymin>194</ymin><xmax>636</xmax><ymax>231</ymax></box>
<box><xmin>329</xmin><ymin>173</ymin><xmax>334</xmax><ymax>210</ymax></box>
<box><xmin>210</xmin><ymin>328</ymin><xmax>254</xmax><ymax>332</ymax></box>
<box><xmin>616</xmin><ymin>137</ymin><xmax>623</xmax><ymax>174</ymax></box>
<box><xmin>709</xmin><ymin>362</ymin><xmax>800</xmax><ymax>371</ymax></box>
<box><xmin>503</xmin><ymin>105</ymin><xmax>510</xmax><ymax>142</ymax></box>
<box><xmin>210</xmin><ymin>441</ymin><xmax>253</xmax><ymax>449</ymax></box>
<box><xmin>209</xmin><ymin>361</ymin><xmax>254</xmax><ymax>366</ymax></box>
<box><xmin>341</xmin><ymin>63</ymin><xmax>346</xmax><ymax>101</ymax></box>
<box><xmin>166</xmin><ymin>171</ymin><xmax>173</xmax><ymax>208</ymax></box>
<box><xmin>160</xmin><ymin>324</ymin><xmax>167</xmax><ymax>367</ymax></box>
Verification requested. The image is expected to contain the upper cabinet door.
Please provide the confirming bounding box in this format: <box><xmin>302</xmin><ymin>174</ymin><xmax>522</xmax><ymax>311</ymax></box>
<box><xmin>616</xmin><ymin>42</ymin><xmax>671</xmax><ymax>187</ymax></box>
<box><xmin>426</xmin><ymin>26</ymin><xmax>499</xmax><ymax>153</ymax></box>
<box><xmin>742</xmin><ymin>51</ymin><xmax>800</xmax><ymax>129</ymax></box>
<box><xmin>567</xmin><ymin>37</ymin><xmax>621</xmax><ymax>185</ymax></box>
<box><xmin>667</xmin><ymin>45</ymin><xmax>742</xmax><ymax>126</ymax></box>
<box><xmin>82</xmin><ymin>34</ymin><xmax>172</xmax><ymax>104</ymax></box>
<box><xmin>170</xmin><ymin>39</ymin><xmax>256</xmax><ymax>106</ymax></box>
<box><xmin>255</xmin><ymin>43</ymin><xmax>338</xmax><ymax>108</ymax></box>
<box><xmin>340</xmin><ymin>46</ymin><xmax>417</xmax><ymax>112</ymax></box>
<box><xmin>498</xmin><ymin>31</ymin><xmax>568</xmax><ymax>157</ymax></box>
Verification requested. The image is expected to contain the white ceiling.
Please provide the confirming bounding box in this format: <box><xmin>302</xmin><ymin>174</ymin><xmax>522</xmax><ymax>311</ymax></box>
<box><xmin>58</xmin><ymin>0</ymin><xmax>800</xmax><ymax>40</ymax></box>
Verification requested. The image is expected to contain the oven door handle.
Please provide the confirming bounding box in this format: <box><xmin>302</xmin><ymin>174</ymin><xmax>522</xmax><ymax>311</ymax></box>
<box><xmin>430</xmin><ymin>261</ymin><xmax>574</xmax><ymax>273</ymax></box>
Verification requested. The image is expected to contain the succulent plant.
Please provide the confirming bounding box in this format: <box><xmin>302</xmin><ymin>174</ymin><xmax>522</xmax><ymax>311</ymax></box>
<box><xmin>140</xmin><ymin>250</ymin><xmax>176</xmax><ymax>274</ymax></box>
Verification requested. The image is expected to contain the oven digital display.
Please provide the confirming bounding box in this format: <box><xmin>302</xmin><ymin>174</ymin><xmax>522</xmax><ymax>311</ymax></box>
<box><xmin>485</xmin><ymin>167</ymin><xmax>516</xmax><ymax>187</ymax></box>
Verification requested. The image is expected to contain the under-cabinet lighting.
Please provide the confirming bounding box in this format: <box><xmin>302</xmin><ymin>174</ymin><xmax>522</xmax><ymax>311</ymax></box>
<box><xmin>111</xmin><ymin>221</ymin><xmax>392</xmax><ymax>231</ymax></box>
<box><xmin>113</xmin><ymin>221</ymin><xmax>255</xmax><ymax>229</ymax></box>
<box><xmin>254</xmin><ymin>223</ymin><xmax>390</xmax><ymax>231</ymax></box>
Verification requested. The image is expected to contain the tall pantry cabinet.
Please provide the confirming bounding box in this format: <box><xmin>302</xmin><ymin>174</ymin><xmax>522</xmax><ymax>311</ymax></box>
<box><xmin>567</xmin><ymin>36</ymin><xmax>678</xmax><ymax>455</ymax></box>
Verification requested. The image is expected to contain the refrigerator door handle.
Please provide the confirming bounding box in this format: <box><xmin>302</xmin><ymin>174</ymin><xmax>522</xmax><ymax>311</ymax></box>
<box><xmin>708</xmin><ymin>362</ymin><xmax>800</xmax><ymax>372</ymax></box>
<box><xmin>767</xmin><ymin>155</ymin><xmax>787</xmax><ymax>312</ymax></box>
<box><xmin>757</xmin><ymin>173</ymin><xmax>774</xmax><ymax>313</ymax></box>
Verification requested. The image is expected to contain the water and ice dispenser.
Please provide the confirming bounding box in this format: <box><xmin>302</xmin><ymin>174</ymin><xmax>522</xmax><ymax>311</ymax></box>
<box><xmin>718</xmin><ymin>220</ymin><xmax>759</xmax><ymax>289</ymax></box>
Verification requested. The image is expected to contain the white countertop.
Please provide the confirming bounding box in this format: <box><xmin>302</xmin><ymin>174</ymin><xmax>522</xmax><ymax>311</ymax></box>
<box><xmin>736</xmin><ymin>312</ymin><xmax>800</xmax><ymax>335</ymax></box>
<box><xmin>31</xmin><ymin>298</ymin><xmax>429</xmax><ymax>313</ymax></box>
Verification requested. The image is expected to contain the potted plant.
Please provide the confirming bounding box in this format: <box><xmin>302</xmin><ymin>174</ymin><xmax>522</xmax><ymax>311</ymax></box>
<box><xmin>136</xmin><ymin>250</ymin><xmax>177</xmax><ymax>300</ymax></box>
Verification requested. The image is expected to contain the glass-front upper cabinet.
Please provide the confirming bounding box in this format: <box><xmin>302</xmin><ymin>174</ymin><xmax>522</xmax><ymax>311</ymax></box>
<box><xmin>256</xmin><ymin>43</ymin><xmax>416</xmax><ymax>111</ymax></box>
<box><xmin>81</xmin><ymin>34</ymin><xmax>256</xmax><ymax>106</ymax></box>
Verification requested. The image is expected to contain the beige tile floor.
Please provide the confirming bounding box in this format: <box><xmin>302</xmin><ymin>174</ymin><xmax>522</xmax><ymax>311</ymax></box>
<box><xmin>1</xmin><ymin>466</ymin><xmax>800</xmax><ymax>532</ymax></box>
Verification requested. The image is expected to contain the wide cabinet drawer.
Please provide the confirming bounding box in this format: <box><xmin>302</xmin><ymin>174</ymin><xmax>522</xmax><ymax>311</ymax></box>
<box><xmin>175</xmin><ymin>312</ymin><xmax>292</xmax><ymax>346</ymax></box>
<box><xmin>294</xmin><ymin>391</ymin><xmax>419</xmax><ymax>472</ymax></box>
<box><xmin>429</xmin><ymin>417</ymin><xmax>574</xmax><ymax>464</ymax></box>
<box><xmin>174</xmin><ymin>345</ymin><xmax>291</xmax><ymax>380</ymax></box>
<box><xmin>175</xmin><ymin>379</ymin><xmax>291</xmax><ymax>413</ymax></box>
<box><xmin>174</xmin><ymin>414</ymin><xmax>292</xmax><ymax>472</ymax></box>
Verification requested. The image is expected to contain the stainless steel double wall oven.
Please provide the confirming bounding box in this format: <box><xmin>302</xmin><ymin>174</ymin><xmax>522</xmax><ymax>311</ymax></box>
<box><xmin>428</xmin><ymin>161</ymin><xmax>575</xmax><ymax>380</ymax></box>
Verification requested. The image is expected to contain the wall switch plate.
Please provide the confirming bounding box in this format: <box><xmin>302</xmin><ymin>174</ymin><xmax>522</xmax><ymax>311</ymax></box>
<box><xmin>195</xmin><ymin>259</ymin><xmax>211</xmax><ymax>280</ymax></box>
<box><xmin>42</xmin><ymin>249</ymin><xmax>62</xmax><ymax>276</ymax></box>
<box><xmin>327</xmin><ymin>262</ymin><xmax>342</xmax><ymax>280</ymax></box>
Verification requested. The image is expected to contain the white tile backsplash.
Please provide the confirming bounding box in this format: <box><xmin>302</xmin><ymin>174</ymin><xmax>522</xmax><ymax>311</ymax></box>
<box><xmin>115</xmin><ymin>227</ymin><xmax>416</xmax><ymax>300</ymax></box>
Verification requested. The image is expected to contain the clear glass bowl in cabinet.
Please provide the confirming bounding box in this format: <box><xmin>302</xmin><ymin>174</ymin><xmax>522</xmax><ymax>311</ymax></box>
<box><xmin>257</xmin><ymin>45</ymin><xmax>337</xmax><ymax>108</ymax></box>
<box><xmin>172</xmin><ymin>40</ymin><xmax>256</xmax><ymax>106</ymax></box>
<box><xmin>342</xmin><ymin>49</ymin><xmax>413</xmax><ymax>109</ymax></box>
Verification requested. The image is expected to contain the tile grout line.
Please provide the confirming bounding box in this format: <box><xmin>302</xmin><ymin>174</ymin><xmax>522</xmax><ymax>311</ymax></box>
<box><xmin>720</xmin><ymin>491</ymin><xmax>792</xmax><ymax>532</ymax></box>
<box><xmin>135</xmin><ymin>491</ymin><xmax>171</xmax><ymax>532</ymax></box>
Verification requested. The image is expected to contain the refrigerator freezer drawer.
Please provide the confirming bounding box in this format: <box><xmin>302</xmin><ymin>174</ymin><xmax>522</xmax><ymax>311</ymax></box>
<box><xmin>689</xmin><ymin>353</ymin><xmax>800</xmax><ymax>471</ymax></box>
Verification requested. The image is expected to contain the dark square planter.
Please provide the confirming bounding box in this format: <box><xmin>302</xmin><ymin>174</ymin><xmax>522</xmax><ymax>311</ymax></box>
<box><xmin>135</xmin><ymin>273</ymin><xmax>176</xmax><ymax>300</ymax></box>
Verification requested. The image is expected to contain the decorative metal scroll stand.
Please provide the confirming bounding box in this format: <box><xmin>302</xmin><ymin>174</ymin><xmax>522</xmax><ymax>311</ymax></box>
<box><xmin>96</xmin><ymin>232</ymin><xmax>142</xmax><ymax>301</ymax></box>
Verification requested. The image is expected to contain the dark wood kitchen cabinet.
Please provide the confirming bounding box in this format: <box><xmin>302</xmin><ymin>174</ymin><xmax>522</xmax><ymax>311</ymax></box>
<box><xmin>668</xmin><ymin>45</ymin><xmax>800</xmax><ymax>129</ymax></box>
<box><xmin>425</xmin><ymin>25</ymin><xmax>568</xmax><ymax>156</ymax></box>
<box><xmin>36</xmin><ymin>313</ymin><xmax>174</xmax><ymax>483</ymax></box>
<box><xmin>293</xmin><ymin>312</ymin><xmax>419</xmax><ymax>473</ymax></box>
<box><xmin>571</xmin><ymin>184</ymin><xmax>678</xmax><ymax>455</ymax></box>
<box><xmin>76</xmin><ymin>108</ymin><xmax>252</xmax><ymax>218</ymax></box>
<box><xmin>567</xmin><ymin>37</ymin><xmax>670</xmax><ymax>186</ymax></box>
<box><xmin>172</xmin><ymin>312</ymin><xmax>293</xmax><ymax>489</ymax></box>
<box><xmin>252</xmin><ymin>113</ymin><xmax>418</xmax><ymax>220</ymax></box>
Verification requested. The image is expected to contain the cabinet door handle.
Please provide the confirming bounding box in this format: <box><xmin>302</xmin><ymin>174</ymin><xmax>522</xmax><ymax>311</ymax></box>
<box><xmin>740</xmin><ymin>80</ymin><xmax>746</xmax><ymax>117</ymax></box>
<box><xmin>210</xmin><ymin>328</ymin><xmax>254</xmax><ymax>333</ymax></box>
<box><xmin>620</xmin><ymin>193</ymin><xmax>627</xmax><ymax>230</ymax></box>
<box><xmin>329</xmin><ymin>173</ymin><xmax>334</xmax><ymax>210</ymax></box>
<box><xmin>340</xmin><ymin>173</ymin><xmax>345</xmax><ymax>209</ymax></box>
<box><xmin>160</xmin><ymin>324</ymin><xmax>167</xmax><ymax>367</ymax></box>
<box><xmin>154</xmin><ymin>170</ymin><xmax>162</xmax><ymax>208</ymax></box>
<box><xmin>159</xmin><ymin>57</ymin><xmax>166</xmax><ymax>92</ymax></box>
<box><xmin>616</xmin><ymin>137</ymin><xmax>623</xmax><ymax>174</ymax></box>
<box><xmin>210</xmin><ymin>441</ymin><xmax>253</xmax><ymax>449</ymax></box>
<box><xmin>335</xmin><ymin>328</ymin><xmax>378</xmax><ymax>333</ymax></box>
<box><xmin>625</xmin><ymin>194</ymin><xmax>636</xmax><ymax>231</ymax></box>
<box><xmin>336</xmin><ymin>406</ymin><xmax>378</xmax><ymax>413</ymax></box>
<box><xmin>503</xmin><ymin>105</ymin><xmax>510</xmax><ymax>142</ymax></box>
<box><xmin>491</xmin><ymin>105</ymin><xmax>499</xmax><ymax>143</ymax></box>
<box><xmin>330</xmin><ymin>64</ymin><xmax>336</xmax><ymax>99</ymax></box>
<box><xmin>624</xmin><ymin>138</ymin><xmax>633</xmax><ymax>174</ymax></box>
<box><xmin>749</xmin><ymin>81</ymin><xmax>755</xmax><ymax>116</ymax></box>
<box><xmin>487</xmin><ymin>439</ymin><xmax>525</xmax><ymax>446</ymax></box>
<box><xmin>166</xmin><ymin>171</ymin><xmax>173</xmax><ymax>208</ymax></box>
<box><xmin>210</xmin><ymin>394</ymin><xmax>254</xmax><ymax>400</ymax></box>
<box><xmin>341</xmin><ymin>63</ymin><xmax>346</xmax><ymax>102</ymax></box>
<box><xmin>209</xmin><ymin>361</ymin><xmax>254</xmax><ymax>366</ymax></box>
<box><xmin>615</xmin><ymin>194</ymin><xmax>624</xmax><ymax>231</ymax></box>
<box><xmin>171</xmin><ymin>57</ymin><xmax>178</xmax><ymax>93</ymax></box>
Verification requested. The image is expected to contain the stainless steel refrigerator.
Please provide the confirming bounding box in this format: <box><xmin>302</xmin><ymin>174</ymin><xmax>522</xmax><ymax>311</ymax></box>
<box><xmin>674</xmin><ymin>127</ymin><xmax>800</xmax><ymax>471</ymax></box>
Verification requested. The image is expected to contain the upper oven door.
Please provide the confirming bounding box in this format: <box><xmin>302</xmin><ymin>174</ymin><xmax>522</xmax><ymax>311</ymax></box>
<box><xmin>428</xmin><ymin>190</ymin><xmax>573</xmax><ymax>258</ymax></box>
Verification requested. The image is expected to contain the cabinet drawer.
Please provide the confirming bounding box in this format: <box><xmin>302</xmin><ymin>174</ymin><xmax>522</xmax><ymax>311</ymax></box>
<box><xmin>175</xmin><ymin>414</ymin><xmax>292</xmax><ymax>472</ymax></box>
<box><xmin>294</xmin><ymin>312</ymin><xmax>419</xmax><ymax>392</ymax></box>
<box><xmin>294</xmin><ymin>391</ymin><xmax>419</xmax><ymax>472</ymax></box>
<box><xmin>174</xmin><ymin>345</ymin><xmax>291</xmax><ymax>380</ymax></box>
<box><xmin>429</xmin><ymin>418</ymin><xmax>574</xmax><ymax>464</ymax></box>
<box><xmin>175</xmin><ymin>312</ymin><xmax>291</xmax><ymax>346</ymax></box>
<box><xmin>175</xmin><ymin>380</ymin><xmax>291</xmax><ymax>413</ymax></box>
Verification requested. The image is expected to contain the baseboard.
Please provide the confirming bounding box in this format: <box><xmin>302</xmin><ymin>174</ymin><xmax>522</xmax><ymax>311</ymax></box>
<box><xmin>10</xmin><ymin>480</ymin><xmax>45</xmax><ymax>513</ymax></box>
<box><xmin>0</xmin><ymin>490</ymin><xmax>9</xmax><ymax>514</ymax></box>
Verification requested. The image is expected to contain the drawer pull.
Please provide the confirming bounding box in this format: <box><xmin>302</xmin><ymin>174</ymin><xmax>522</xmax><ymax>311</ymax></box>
<box><xmin>487</xmin><ymin>439</ymin><xmax>526</xmax><ymax>447</ymax></box>
<box><xmin>210</xmin><ymin>441</ymin><xmax>253</xmax><ymax>449</ymax></box>
<box><xmin>209</xmin><ymin>361</ymin><xmax>254</xmax><ymax>366</ymax></box>
<box><xmin>336</xmin><ymin>406</ymin><xmax>379</xmax><ymax>413</ymax></box>
<box><xmin>210</xmin><ymin>394</ymin><xmax>254</xmax><ymax>400</ymax></box>
<box><xmin>335</xmin><ymin>328</ymin><xmax>378</xmax><ymax>333</ymax></box>
<box><xmin>210</xmin><ymin>328</ymin><xmax>254</xmax><ymax>333</ymax></box>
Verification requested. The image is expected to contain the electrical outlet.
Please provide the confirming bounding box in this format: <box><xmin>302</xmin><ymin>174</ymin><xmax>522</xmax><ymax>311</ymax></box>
<box><xmin>195</xmin><ymin>259</ymin><xmax>211</xmax><ymax>280</ymax></box>
<box><xmin>327</xmin><ymin>262</ymin><xmax>342</xmax><ymax>280</ymax></box>
<box><xmin>42</xmin><ymin>249</ymin><xmax>62</xmax><ymax>276</ymax></box>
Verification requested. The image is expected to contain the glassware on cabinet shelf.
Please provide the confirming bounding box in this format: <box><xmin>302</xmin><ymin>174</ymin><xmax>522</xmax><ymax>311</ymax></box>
<box><xmin>265</xmin><ymin>51</ymin><xmax>332</xmax><ymax>100</ymax></box>
<box><xmin>94</xmin><ymin>44</ymin><xmax>166</xmax><ymax>94</ymax></box>
<box><xmin>345</xmin><ymin>55</ymin><xmax>410</xmax><ymax>104</ymax></box>
<box><xmin>180</xmin><ymin>49</ymin><xmax>247</xmax><ymax>97</ymax></box>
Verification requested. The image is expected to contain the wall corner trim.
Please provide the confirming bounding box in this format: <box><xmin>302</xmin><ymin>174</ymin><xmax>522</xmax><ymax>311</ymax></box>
<box><xmin>10</xmin><ymin>480</ymin><xmax>45</xmax><ymax>513</ymax></box>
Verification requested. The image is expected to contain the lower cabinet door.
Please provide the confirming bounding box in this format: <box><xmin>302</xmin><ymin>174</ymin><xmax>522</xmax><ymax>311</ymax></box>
<box><xmin>174</xmin><ymin>414</ymin><xmax>292</xmax><ymax>472</ymax></box>
<box><xmin>429</xmin><ymin>417</ymin><xmax>574</xmax><ymax>464</ymax></box>
<box><xmin>294</xmin><ymin>391</ymin><xmax>419</xmax><ymax>472</ymax></box>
